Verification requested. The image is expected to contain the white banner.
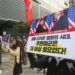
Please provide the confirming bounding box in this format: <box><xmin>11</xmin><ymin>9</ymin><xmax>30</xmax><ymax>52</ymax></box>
<box><xmin>27</xmin><ymin>30</ymin><xmax>75</xmax><ymax>60</ymax></box>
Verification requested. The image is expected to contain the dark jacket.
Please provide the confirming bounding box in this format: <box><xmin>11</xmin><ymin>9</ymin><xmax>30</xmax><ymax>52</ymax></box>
<box><xmin>52</xmin><ymin>15</ymin><xmax>68</xmax><ymax>31</ymax></box>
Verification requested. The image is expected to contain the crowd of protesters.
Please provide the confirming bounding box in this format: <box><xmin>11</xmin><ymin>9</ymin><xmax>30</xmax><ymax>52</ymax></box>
<box><xmin>28</xmin><ymin>54</ymin><xmax>75</xmax><ymax>75</ymax></box>
<box><xmin>4</xmin><ymin>35</ymin><xmax>75</xmax><ymax>75</ymax></box>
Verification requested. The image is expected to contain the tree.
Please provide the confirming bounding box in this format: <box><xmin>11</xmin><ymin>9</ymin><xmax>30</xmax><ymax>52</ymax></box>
<box><xmin>0</xmin><ymin>19</ymin><xmax>30</xmax><ymax>36</ymax></box>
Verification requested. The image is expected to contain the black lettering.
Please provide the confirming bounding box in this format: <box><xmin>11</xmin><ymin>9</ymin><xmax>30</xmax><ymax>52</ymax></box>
<box><xmin>43</xmin><ymin>47</ymin><xmax>66</xmax><ymax>55</ymax></box>
<box><xmin>62</xmin><ymin>48</ymin><xmax>66</xmax><ymax>55</ymax></box>
<box><xmin>37</xmin><ymin>36</ymin><xmax>45</xmax><ymax>40</ymax></box>
<box><xmin>34</xmin><ymin>47</ymin><xmax>42</xmax><ymax>52</ymax></box>
<box><xmin>60</xmin><ymin>34</ymin><xmax>71</xmax><ymax>39</ymax></box>
<box><xmin>30</xmin><ymin>46</ymin><xmax>34</xmax><ymax>51</ymax></box>
<box><xmin>47</xmin><ymin>35</ymin><xmax>58</xmax><ymax>40</ymax></box>
<box><xmin>31</xmin><ymin>37</ymin><xmax>36</xmax><ymax>41</ymax></box>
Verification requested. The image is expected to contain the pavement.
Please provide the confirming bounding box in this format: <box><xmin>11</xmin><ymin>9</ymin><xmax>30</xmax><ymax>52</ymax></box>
<box><xmin>0</xmin><ymin>53</ymin><xmax>44</xmax><ymax>75</ymax></box>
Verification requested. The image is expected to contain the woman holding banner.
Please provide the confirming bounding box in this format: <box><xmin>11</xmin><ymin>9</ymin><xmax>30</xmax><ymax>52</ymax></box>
<box><xmin>7</xmin><ymin>37</ymin><xmax>22</xmax><ymax>75</ymax></box>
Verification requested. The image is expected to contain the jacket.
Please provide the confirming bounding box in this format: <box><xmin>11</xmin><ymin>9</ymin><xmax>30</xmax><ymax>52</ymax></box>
<box><xmin>8</xmin><ymin>47</ymin><xmax>20</xmax><ymax>69</ymax></box>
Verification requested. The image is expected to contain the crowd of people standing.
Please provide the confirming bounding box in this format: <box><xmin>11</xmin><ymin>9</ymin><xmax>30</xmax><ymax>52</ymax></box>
<box><xmin>5</xmin><ymin>35</ymin><xmax>75</xmax><ymax>75</ymax></box>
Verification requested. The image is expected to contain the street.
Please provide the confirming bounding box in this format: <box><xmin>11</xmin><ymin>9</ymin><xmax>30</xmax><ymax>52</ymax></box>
<box><xmin>1</xmin><ymin>53</ymin><xmax>44</xmax><ymax>75</ymax></box>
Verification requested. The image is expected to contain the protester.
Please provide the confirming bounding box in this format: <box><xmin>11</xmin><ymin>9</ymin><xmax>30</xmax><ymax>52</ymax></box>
<box><xmin>27</xmin><ymin>53</ymin><xmax>36</xmax><ymax>69</ymax></box>
<box><xmin>17</xmin><ymin>36</ymin><xmax>27</xmax><ymax>65</ymax></box>
<box><xmin>46</xmin><ymin>57</ymin><xmax>57</xmax><ymax>75</ymax></box>
<box><xmin>7</xmin><ymin>37</ymin><xmax>22</xmax><ymax>75</ymax></box>
<box><xmin>36</xmin><ymin>55</ymin><xmax>48</xmax><ymax>74</ymax></box>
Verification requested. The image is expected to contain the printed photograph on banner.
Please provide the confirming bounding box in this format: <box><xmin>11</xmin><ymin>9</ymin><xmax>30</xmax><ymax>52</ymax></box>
<box><xmin>29</xmin><ymin>6</ymin><xmax>75</xmax><ymax>36</ymax></box>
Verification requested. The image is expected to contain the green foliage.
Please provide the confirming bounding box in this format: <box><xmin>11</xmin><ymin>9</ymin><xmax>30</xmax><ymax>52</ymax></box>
<box><xmin>15</xmin><ymin>22</ymin><xmax>30</xmax><ymax>34</ymax></box>
<box><xmin>0</xmin><ymin>19</ymin><xmax>30</xmax><ymax>36</ymax></box>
